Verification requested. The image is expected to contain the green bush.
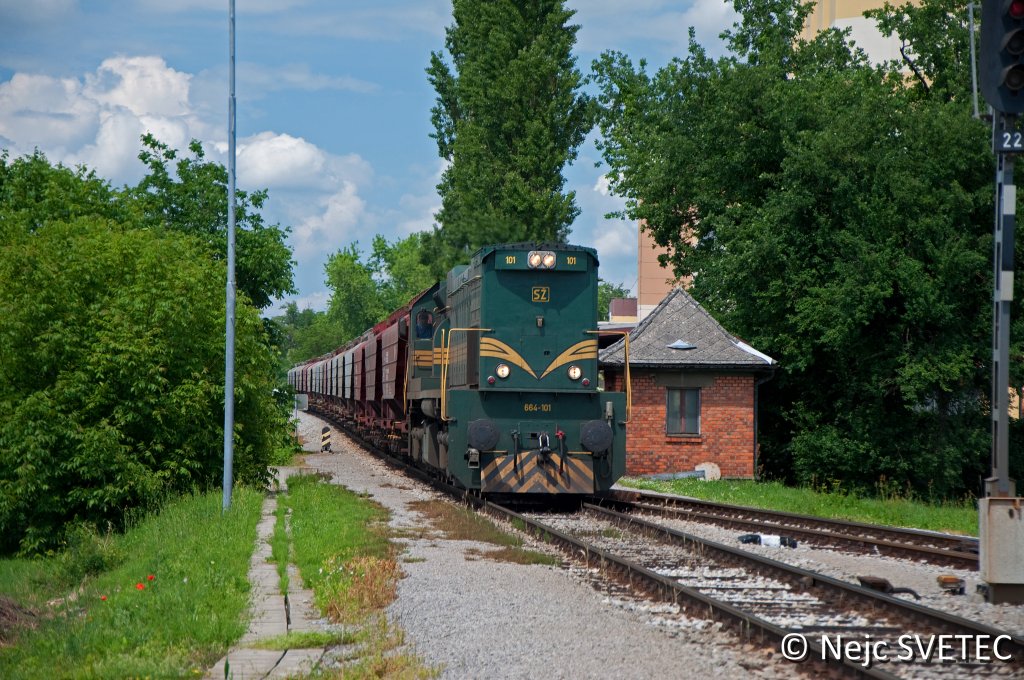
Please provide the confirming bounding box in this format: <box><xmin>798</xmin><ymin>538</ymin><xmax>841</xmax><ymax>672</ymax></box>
<box><xmin>0</xmin><ymin>150</ymin><xmax>292</xmax><ymax>555</ymax></box>
<box><xmin>52</xmin><ymin>522</ymin><xmax>124</xmax><ymax>589</ymax></box>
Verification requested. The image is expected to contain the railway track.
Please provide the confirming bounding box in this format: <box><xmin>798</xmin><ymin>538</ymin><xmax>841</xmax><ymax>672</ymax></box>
<box><xmin>597</xmin><ymin>489</ymin><xmax>980</xmax><ymax>571</ymax></box>
<box><xmin>309</xmin><ymin>409</ymin><xmax>1015</xmax><ymax>677</ymax></box>
<box><xmin>486</xmin><ymin>502</ymin><xmax>1021</xmax><ymax>679</ymax></box>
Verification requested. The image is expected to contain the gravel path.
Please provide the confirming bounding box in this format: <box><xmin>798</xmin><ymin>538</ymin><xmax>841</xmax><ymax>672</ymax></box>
<box><xmin>292</xmin><ymin>410</ymin><xmax>794</xmax><ymax>679</ymax></box>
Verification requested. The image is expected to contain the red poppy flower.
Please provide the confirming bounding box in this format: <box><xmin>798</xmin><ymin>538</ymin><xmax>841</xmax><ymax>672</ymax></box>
<box><xmin>100</xmin><ymin>595</ymin><xmax>107</xmax><ymax>601</ymax></box>
<box><xmin>136</xmin><ymin>583</ymin><xmax>145</xmax><ymax>590</ymax></box>
<box><xmin>147</xmin><ymin>574</ymin><xmax>155</xmax><ymax>581</ymax></box>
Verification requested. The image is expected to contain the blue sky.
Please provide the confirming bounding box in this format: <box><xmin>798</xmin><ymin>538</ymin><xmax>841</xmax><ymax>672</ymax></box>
<box><xmin>0</xmin><ymin>0</ymin><xmax>738</xmax><ymax>312</ymax></box>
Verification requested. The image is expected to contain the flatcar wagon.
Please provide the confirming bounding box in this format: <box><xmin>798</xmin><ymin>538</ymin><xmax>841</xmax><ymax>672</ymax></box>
<box><xmin>292</xmin><ymin>242</ymin><xmax>629</xmax><ymax>495</ymax></box>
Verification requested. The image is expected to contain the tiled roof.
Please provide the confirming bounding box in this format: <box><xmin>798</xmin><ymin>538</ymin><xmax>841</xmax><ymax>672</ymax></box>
<box><xmin>599</xmin><ymin>287</ymin><xmax>776</xmax><ymax>369</ymax></box>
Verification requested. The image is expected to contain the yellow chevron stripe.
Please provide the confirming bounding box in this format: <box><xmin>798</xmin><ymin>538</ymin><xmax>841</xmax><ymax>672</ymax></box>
<box><xmin>539</xmin><ymin>340</ymin><xmax>599</xmax><ymax>378</ymax></box>
<box><xmin>482</xmin><ymin>452</ymin><xmax>594</xmax><ymax>493</ymax></box>
<box><xmin>479</xmin><ymin>338</ymin><xmax>538</xmax><ymax>379</ymax></box>
<box><xmin>565</xmin><ymin>456</ymin><xmax>591</xmax><ymax>479</ymax></box>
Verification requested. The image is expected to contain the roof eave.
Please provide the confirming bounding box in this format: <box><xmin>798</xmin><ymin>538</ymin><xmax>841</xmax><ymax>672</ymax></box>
<box><xmin>600</xmin><ymin>360</ymin><xmax>777</xmax><ymax>373</ymax></box>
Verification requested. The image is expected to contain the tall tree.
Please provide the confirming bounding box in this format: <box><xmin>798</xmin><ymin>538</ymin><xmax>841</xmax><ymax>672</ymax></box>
<box><xmin>0</xmin><ymin>150</ymin><xmax>124</xmax><ymax>238</ymax></box>
<box><xmin>127</xmin><ymin>135</ymin><xmax>295</xmax><ymax>309</ymax></box>
<box><xmin>369</xmin><ymin>232</ymin><xmax>435</xmax><ymax>312</ymax></box>
<box><xmin>322</xmin><ymin>243</ymin><xmax>383</xmax><ymax>344</ymax></box>
<box><xmin>266</xmin><ymin>303</ymin><xmax>327</xmax><ymax>377</ymax></box>
<box><xmin>316</xmin><ymin>234</ymin><xmax>437</xmax><ymax>353</ymax></box>
<box><xmin>425</xmin><ymin>0</ymin><xmax>593</xmax><ymax>275</ymax></box>
<box><xmin>592</xmin><ymin>0</ymin><xmax>997</xmax><ymax>497</ymax></box>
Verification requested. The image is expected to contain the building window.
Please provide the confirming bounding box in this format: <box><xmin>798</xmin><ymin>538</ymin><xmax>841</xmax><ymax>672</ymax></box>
<box><xmin>667</xmin><ymin>388</ymin><xmax>700</xmax><ymax>435</ymax></box>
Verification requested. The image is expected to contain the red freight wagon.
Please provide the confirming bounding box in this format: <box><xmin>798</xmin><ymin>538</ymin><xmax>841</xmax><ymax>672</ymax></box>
<box><xmin>363</xmin><ymin>330</ymin><xmax>382</xmax><ymax>427</ymax></box>
<box><xmin>380</xmin><ymin>309</ymin><xmax>410</xmax><ymax>422</ymax></box>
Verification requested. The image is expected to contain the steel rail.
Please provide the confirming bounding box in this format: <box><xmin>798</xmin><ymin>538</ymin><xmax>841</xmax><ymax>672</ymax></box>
<box><xmin>582</xmin><ymin>503</ymin><xmax>1024</xmax><ymax>665</ymax></box>
<box><xmin>602</xmin><ymin>489</ymin><xmax>979</xmax><ymax>568</ymax></box>
<box><xmin>481</xmin><ymin>500</ymin><xmax>898</xmax><ymax>679</ymax></box>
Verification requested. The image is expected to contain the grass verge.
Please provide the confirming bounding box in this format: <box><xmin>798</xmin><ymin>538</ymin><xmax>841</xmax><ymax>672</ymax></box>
<box><xmin>277</xmin><ymin>473</ymin><xmax>438</xmax><ymax>678</ymax></box>
<box><xmin>409</xmin><ymin>500</ymin><xmax>559</xmax><ymax>566</ymax></box>
<box><xmin>249</xmin><ymin>629</ymin><xmax>356</xmax><ymax>650</ymax></box>
<box><xmin>0</xmin><ymin>487</ymin><xmax>264</xmax><ymax>678</ymax></box>
<box><xmin>619</xmin><ymin>477</ymin><xmax>978</xmax><ymax>536</ymax></box>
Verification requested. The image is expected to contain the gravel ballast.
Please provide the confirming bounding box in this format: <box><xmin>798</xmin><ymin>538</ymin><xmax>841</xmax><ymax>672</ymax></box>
<box><xmin>293</xmin><ymin>411</ymin><xmax>796</xmax><ymax>678</ymax></box>
<box><xmin>291</xmin><ymin>410</ymin><xmax>1020</xmax><ymax>678</ymax></box>
<box><xmin>636</xmin><ymin>507</ymin><xmax>1024</xmax><ymax>638</ymax></box>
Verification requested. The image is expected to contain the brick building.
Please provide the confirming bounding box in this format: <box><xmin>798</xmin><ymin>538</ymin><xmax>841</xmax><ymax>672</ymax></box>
<box><xmin>600</xmin><ymin>288</ymin><xmax>776</xmax><ymax>478</ymax></box>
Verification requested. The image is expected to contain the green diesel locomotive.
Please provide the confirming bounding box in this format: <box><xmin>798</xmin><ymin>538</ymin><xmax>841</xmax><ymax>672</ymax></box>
<box><xmin>291</xmin><ymin>242</ymin><xmax>629</xmax><ymax>495</ymax></box>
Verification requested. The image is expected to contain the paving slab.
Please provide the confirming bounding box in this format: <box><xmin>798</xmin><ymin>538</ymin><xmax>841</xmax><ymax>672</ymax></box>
<box><xmin>267</xmin><ymin>649</ymin><xmax>327</xmax><ymax>679</ymax></box>
<box><xmin>206</xmin><ymin>650</ymin><xmax>284</xmax><ymax>680</ymax></box>
<box><xmin>204</xmin><ymin>471</ymin><xmax>326</xmax><ymax>679</ymax></box>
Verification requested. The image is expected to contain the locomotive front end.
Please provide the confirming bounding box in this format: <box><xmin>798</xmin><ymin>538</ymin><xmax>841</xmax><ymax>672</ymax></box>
<box><xmin>440</xmin><ymin>243</ymin><xmax>627</xmax><ymax>494</ymax></box>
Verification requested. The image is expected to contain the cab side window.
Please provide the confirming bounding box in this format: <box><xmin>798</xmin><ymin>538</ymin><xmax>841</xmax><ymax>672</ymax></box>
<box><xmin>415</xmin><ymin>310</ymin><xmax>433</xmax><ymax>339</ymax></box>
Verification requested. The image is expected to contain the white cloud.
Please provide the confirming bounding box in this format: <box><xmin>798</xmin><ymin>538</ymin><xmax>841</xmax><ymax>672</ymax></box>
<box><xmin>592</xmin><ymin>219</ymin><xmax>634</xmax><ymax>258</ymax></box>
<box><xmin>564</xmin><ymin>163</ymin><xmax>637</xmax><ymax>289</ymax></box>
<box><xmin>592</xmin><ymin>218</ymin><xmax>637</xmax><ymax>290</ymax></box>
<box><xmin>391</xmin><ymin>190</ymin><xmax>440</xmax><ymax>237</ymax></box>
<box><xmin>67</xmin><ymin>110</ymin><xmax>147</xmax><ymax>181</ymax></box>
<box><xmin>0</xmin><ymin>53</ymin><xmax>380</xmax><ymax>301</ymax></box>
<box><xmin>376</xmin><ymin>158</ymin><xmax>445</xmax><ymax>237</ymax></box>
<box><xmin>233</xmin><ymin>131</ymin><xmax>373</xmax><ymax>193</ymax></box>
<box><xmin>84</xmin><ymin>56</ymin><xmax>192</xmax><ymax>117</ymax></box>
<box><xmin>290</xmin><ymin>289</ymin><xmax>331</xmax><ymax>313</ymax></box>
<box><xmin>0</xmin><ymin>56</ymin><xmax>208</xmax><ymax>183</ymax></box>
<box><xmin>237</xmin><ymin>132</ymin><xmax>327</xmax><ymax>189</ymax></box>
<box><xmin>0</xmin><ymin>73</ymin><xmax>99</xmax><ymax>154</ymax></box>
<box><xmin>190</xmin><ymin>63</ymin><xmax>378</xmax><ymax>116</ymax></box>
<box><xmin>678</xmin><ymin>0</ymin><xmax>739</xmax><ymax>49</ymax></box>
<box><xmin>291</xmin><ymin>181</ymin><xmax>367</xmax><ymax>259</ymax></box>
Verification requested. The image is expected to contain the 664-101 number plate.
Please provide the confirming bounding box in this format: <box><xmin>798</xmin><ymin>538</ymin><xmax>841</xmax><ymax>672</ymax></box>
<box><xmin>996</xmin><ymin>130</ymin><xmax>1024</xmax><ymax>153</ymax></box>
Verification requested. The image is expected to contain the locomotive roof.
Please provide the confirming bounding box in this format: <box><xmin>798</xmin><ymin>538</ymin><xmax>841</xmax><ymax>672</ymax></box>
<box><xmin>471</xmin><ymin>242</ymin><xmax>599</xmax><ymax>266</ymax></box>
<box><xmin>600</xmin><ymin>287</ymin><xmax>776</xmax><ymax>371</ymax></box>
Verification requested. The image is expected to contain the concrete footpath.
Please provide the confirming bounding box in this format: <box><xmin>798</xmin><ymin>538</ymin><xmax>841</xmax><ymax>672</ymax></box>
<box><xmin>204</xmin><ymin>469</ymin><xmax>326</xmax><ymax>680</ymax></box>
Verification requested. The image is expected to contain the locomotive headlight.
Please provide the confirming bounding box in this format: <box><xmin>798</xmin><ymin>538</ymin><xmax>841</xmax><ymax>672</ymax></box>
<box><xmin>495</xmin><ymin>363</ymin><xmax>511</xmax><ymax>379</ymax></box>
<box><xmin>528</xmin><ymin>250</ymin><xmax>556</xmax><ymax>269</ymax></box>
<box><xmin>567</xmin><ymin>365</ymin><xmax>582</xmax><ymax>381</ymax></box>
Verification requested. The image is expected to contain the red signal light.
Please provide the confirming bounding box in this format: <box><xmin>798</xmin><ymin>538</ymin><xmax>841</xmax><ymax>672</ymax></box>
<box><xmin>1011</xmin><ymin>0</ymin><xmax>1024</xmax><ymax>20</ymax></box>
